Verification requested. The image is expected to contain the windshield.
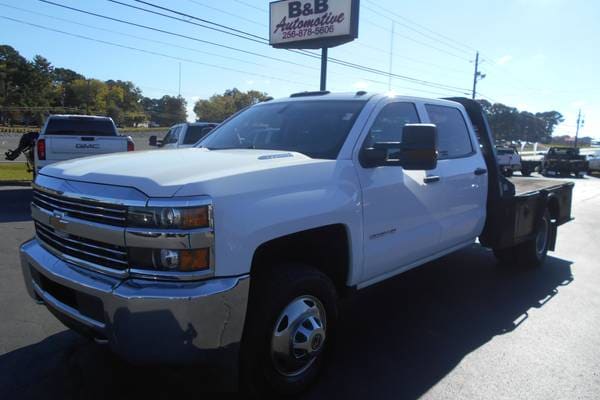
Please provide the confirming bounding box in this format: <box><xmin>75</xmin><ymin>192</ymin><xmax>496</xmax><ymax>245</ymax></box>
<box><xmin>45</xmin><ymin>118</ymin><xmax>116</xmax><ymax>136</ymax></box>
<box><xmin>199</xmin><ymin>100</ymin><xmax>367</xmax><ymax>159</ymax></box>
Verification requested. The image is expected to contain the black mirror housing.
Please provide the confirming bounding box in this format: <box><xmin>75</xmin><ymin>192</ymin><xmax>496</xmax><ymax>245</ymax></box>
<box><xmin>400</xmin><ymin>124</ymin><xmax>438</xmax><ymax>170</ymax></box>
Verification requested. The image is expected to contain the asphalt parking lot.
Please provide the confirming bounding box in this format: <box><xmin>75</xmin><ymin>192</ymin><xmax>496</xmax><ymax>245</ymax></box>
<box><xmin>1</xmin><ymin>175</ymin><xmax>599</xmax><ymax>399</ymax></box>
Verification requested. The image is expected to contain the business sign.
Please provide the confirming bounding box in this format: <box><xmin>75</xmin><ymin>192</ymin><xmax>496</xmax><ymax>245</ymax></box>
<box><xmin>269</xmin><ymin>0</ymin><xmax>359</xmax><ymax>49</ymax></box>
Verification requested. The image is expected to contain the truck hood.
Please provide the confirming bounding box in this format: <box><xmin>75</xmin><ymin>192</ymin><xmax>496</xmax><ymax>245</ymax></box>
<box><xmin>40</xmin><ymin>148</ymin><xmax>321</xmax><ymax>197</ymax></box>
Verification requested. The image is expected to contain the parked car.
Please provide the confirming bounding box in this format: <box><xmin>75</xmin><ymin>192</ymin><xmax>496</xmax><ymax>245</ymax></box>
<box><xmin>496</xmin><ymin>146</ymin><xmax>521</xmax><ymax>176</ymax></box>
<box><xmin>21</xmin><ymin>93</ymin><xmax>574</xmax><ymax>396</ymax></box>
<box><xmin>541</xmin><ymin>147</ymin><xmax>589</xmax><ymax>178</ymax></box>
<box><xmin>586</xmin><ymin>152</ymin><xmax>600</xmax><ymax>175</ymax></box>
<box><xmin>34</xmin><ymin>115</ymin><xmax>134</xmax><ymax>176</ymax></box>
<box><xmin>149</xmin><ymin>122</ymin><xmax>218</xmax><ymax>149</ymax></box>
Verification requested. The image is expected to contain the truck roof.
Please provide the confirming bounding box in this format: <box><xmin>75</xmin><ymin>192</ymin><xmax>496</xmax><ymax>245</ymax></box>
<box><xmin>266</xmin><ymin>91</ymin><xmax>464</xmax><ymax>108</ymax></box>
<box><xmin>47</xmin><ymin>114</ymin><xmax>113</xmax><ymax>120</ymax></box>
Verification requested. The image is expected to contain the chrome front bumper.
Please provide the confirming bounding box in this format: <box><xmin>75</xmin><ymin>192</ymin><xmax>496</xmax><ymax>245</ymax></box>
<box><xmin>20</xmin><ymin>238</ymin><xmax>250</xmax><ymax>368</ymax></box>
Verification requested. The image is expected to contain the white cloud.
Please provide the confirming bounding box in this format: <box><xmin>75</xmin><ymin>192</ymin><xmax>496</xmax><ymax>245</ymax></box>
<box><xmin>497</xmin><ymin>55</ymin><xmax>513</xmax><ymax>65</ymax></box>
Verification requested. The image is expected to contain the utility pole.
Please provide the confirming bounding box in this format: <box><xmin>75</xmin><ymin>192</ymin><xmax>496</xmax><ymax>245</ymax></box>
<box><xmin>178</xmin><ymin>62</ymin><xmax>182</xmax><ymax>97</ymax></box>
<box><xmin>574</xmin><ymin>109</ymin><xmax>582</xmax><ymax>148</ymax></box>
<box><xmin>472</xmin><ymin>51</ymin><xmax>485</xmax><ymax>99</ymax></box>
<box><xmin>388</xmin><ymin>21</ymin><xmax>395</xmax><ymax>91</ymax></box>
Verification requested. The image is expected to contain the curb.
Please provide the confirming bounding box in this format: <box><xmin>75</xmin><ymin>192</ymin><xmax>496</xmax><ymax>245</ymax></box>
<box><xmin>0</xmin><ymin>180</ymin><xmax>32</xmax><ymax>187</ymax></box>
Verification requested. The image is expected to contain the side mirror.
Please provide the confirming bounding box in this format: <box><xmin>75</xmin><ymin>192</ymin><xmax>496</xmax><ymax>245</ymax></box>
<box><xmin>400</xmin><ymin>124</ymin><xmax>438</xmax><ymax>170</ymax></box>
<box><xmin>149</xmin><ymin>135</ymin><xmax>157</xmax><ymax>146</ymax></box>
<box><xmin>360</xmin><ymin>124</ymin><xmax>438</xmax><ymax>170</ymax></box>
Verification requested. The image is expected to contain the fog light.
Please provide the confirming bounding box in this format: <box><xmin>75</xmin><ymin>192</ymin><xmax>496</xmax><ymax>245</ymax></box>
<box><xmin>159</xmin><ymin>249</ymin><xmax>180</xmax><ymax>270</ymax></box>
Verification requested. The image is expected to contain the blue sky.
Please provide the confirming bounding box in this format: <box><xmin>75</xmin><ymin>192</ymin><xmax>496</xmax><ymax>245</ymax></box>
<box><xmin>0</xmin><ymin>0</ymin><xmax>598</xmax><ymax>138</ymax></box>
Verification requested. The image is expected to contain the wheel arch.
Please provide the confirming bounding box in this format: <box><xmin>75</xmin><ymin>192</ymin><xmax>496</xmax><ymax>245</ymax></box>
<box><xmin>250</xmin><ymin>224</ymin><xmax>352</xmax><ymax>295</ymax></box>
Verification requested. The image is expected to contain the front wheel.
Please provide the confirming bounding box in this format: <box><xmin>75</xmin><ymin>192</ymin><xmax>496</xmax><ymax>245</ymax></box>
<box><xmin>240</xmin><ymin>264</ymin><xmax>338</xmax><ymax>397</ymax></box>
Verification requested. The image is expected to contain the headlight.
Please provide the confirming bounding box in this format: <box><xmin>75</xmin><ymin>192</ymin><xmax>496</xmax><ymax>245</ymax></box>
<box><xmin>127</xmin><ymin>205</ymin><xmax>210</xmax><ymax>229</ymax></box>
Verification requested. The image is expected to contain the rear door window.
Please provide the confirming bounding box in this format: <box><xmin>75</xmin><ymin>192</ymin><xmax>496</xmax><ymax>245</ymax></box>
<box><xmin>45</xmin><ymin>118</ymin><xmax>116</xmax><ymax>136</ymax></box>
<box><xmin>425</xmin><ymin>104</ymin><xmax>474</xmax><ymax>159</ymax></box>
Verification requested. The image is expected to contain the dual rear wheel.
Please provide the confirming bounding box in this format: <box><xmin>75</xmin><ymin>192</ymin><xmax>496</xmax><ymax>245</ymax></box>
<box><xmin>493</xmin><ymin>210</ymin><xmax>551</xmax><ymax>267</ymax></box>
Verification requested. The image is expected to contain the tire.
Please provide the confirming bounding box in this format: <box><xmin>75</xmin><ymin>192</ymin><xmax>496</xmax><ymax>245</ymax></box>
<box><xmin>493</xmin><ymin>210</ymin><xmax>551</xmax><ymax>268</ymax></box>
<box><xmin>521</xmin><ymin>168</ymin><xmax>531</xmax><ymax>177</ymax></box>
<box><xmin>240</xmin><ymin>263</ymin><xmax>338</xmax><ymax>397</ymax></box>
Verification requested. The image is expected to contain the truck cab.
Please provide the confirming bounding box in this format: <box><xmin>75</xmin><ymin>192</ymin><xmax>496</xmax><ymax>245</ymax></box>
<box><xmin>20</xmin><ymin>92</ymin><xmax>573</xmax><ymax>396</ymax></box>
<box><xmin>149</xmin><ymin>122</ymin><xmax>218</xmax><ymax>149</ymax></box>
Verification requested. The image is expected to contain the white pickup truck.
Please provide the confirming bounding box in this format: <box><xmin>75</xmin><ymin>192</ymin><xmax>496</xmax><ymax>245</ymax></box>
<box><xmin>34</xmin><ymin>115</ymin><xmax>134</xmax><ymax>175</ymax></box>
<box><xmin>20</xmin><ymin>93</ymin><xmax>574</xmax><ymax>396</ymax></box>
<box><xmin>148</xmin><ymin>122</ymin><xmax>218</xmax><ymax>149</ymax></box>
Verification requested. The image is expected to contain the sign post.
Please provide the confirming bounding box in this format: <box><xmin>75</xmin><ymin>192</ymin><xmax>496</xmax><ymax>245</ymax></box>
<box><xmin>269</xmin><ymin>0</ymin><xmax>360</xmax><ymax>91</ymax></box>
<box><xmin>320</xmin><ymin>47</ymin><xmax>328</xmax><ymax>90</ymax></box>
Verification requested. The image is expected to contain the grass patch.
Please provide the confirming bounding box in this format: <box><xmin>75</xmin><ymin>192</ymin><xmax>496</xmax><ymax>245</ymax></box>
<box><xmin>0</xmin><ymin>163</ymin><xmax>32</xmax><ymax>182</ymax></box>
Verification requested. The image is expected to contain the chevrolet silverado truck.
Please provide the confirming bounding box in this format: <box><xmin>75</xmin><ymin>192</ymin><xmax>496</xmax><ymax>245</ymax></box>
<box><xmin>34</xmin><ymin>115</ymin><xmax>135</xmax><ymax>176</ymax></box>
<box><xmin>20</xmin><ymin>93</ymin><xmax>574</xmax><ymax>396</ymax></box>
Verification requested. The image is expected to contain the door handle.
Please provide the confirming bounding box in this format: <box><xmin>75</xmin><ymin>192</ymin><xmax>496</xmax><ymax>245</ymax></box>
<box><xmin>424</xmin><ymin>175</ymin><xmax>441</xmax><ymax>184</ymax></box>
<box><xmin>474</xmin><ymin>168</ymin><xmax>488</xmax><ymax>176</ymax></box>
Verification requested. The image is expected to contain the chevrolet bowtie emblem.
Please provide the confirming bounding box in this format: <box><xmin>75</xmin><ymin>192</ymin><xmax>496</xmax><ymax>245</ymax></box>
<box><xmin>49</xmin><ymin>211</ymin><xmax>69</xmax><ymax>230</ymax></box>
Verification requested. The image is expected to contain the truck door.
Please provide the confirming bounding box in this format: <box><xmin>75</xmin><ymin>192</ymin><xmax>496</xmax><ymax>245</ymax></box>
<box><xmin>423</xmin><ymin>104</ymin><xmax>488</xmax><ymax>250</ymax></box>
<box><xmin>355</xmin><ymin>101</ymin><xmax>442</xmax><ymax>284</ymax></box>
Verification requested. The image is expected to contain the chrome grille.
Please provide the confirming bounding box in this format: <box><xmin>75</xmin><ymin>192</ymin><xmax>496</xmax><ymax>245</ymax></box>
<box><xmin>35</xmin><ymin>222</ymin><xmax>129</xmax><ymax>270</ymax></box>
<box><xmin>32</xmin><ymin>188</ymin><xmax>127</xmax><ymax>227</ymax></box>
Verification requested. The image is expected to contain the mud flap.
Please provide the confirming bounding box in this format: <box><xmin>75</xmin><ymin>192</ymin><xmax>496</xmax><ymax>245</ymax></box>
<box><xmin>548</xmin><ymin>221</ymin><xmax>558</xmax><ymax>251</ymax></box>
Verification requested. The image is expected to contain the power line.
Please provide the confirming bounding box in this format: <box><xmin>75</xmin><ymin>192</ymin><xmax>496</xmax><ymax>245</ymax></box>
<box><xmin>0</xmin><ymin>16</ymin><xmax>312</xmax><ymax>88</ymax></box>
<box><xmin>231</xmin><ymin>0</ymin><xmax>268</xmax><ymax>14</ymax></box>
<box><xmin>186</xmin><ymin>0</ymin><xmax>264</xmax><ymax>28</ymax></box>
<box><xmin>361</xmin><ymin>5</ymin><xmax>472</xmax><ymax>60</ymax></box>
<box><xmin>133</xmin><ymin>0</ymin><xmax>266</xmax><ymax>41</ymax></box>
<box><xmin>0</xmin><ymin>3</ymin><xmax>267</xmax><ymax>69</ymax></box>
<box><xmin>105</xmin><ymin>0</ymin><xmax>473</xmax><ymax>92</ymax></box>
<box><xmin>38</xmin><ymin>0</ymin><xmax>473</xmax><ymax>93</ymax></box>
<box><xmin>36</xmin><ymin>0</ymin><xmax>319</xmax><ymax>72</ymax></box>
<box><xmin>362</xmin><ymin>0</ymin><xmax>477</xmax><ymax>54</ymax></box>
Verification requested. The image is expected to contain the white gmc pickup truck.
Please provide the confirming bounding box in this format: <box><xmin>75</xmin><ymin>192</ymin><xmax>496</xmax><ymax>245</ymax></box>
<box><xmin>34</xmin><ymin>115</ymin><xmax>135</xmax><ymax>175</ymax></box>
<box><xmin>20</xmin><ymin>93</ymin><xmax>574</xmax><ymax>396</ymax></box>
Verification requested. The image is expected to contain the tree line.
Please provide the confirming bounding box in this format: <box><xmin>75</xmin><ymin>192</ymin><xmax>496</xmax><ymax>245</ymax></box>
<box><xmin>478</xmin><ymin>100</ymin><xmax>564</xmax><ymax>143</ymax></box>
<box><xmin>2</xmin><ymin>45</ymin><xmax>565</xmax><ymax>141</ymax></box>
<box><xmin>0</xmin><ymin>45</ymin><xmax>187</xmax><ymax>127</ymax></box>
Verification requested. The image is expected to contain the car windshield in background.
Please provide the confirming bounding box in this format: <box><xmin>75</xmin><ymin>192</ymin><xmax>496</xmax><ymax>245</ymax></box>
<box><xmin>199</xmin><ymin>100</ymin><xmax>367</xmax><ymax>159</ymax></box>
<box><xmin>184</xmin><ymin>125</ymin><xmax>215</xmax><ymax>144</ymax></box>
<box><xmin>45</xmin><ymin>118</ymin><xmax>116</xmax><ymax>136</ymax></box>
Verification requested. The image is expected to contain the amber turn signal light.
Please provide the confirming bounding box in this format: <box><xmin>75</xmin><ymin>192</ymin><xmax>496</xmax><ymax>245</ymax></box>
<box><xmin>179</xmin><ymin>248</ymin><xmax>210</xmax><ymax>271</ymax></box>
